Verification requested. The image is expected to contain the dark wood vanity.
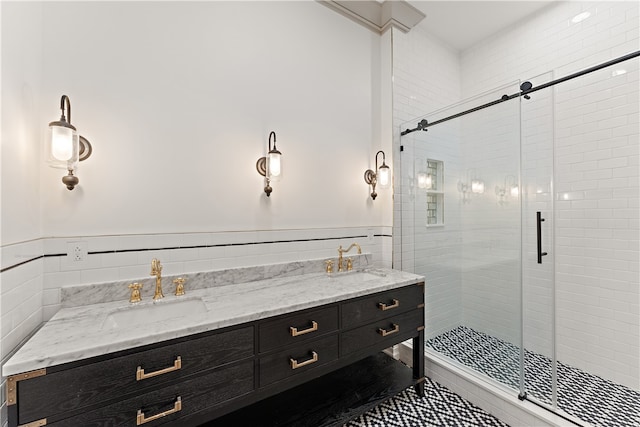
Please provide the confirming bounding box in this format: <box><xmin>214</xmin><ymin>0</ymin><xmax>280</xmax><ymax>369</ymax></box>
<box><xmin>7</xmin><ymin>282</ymin><xmax>425</xmax><ymax>427</ymax></box>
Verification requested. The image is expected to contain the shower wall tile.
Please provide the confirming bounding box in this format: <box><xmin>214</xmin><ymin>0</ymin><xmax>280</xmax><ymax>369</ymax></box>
<box><xmin>461</xmin><ymin>0</ymin><xmax>639</xmax><ymax>390</ymax></box>
<box><xmin>392</xmin><ymin>24</ymin><xmax>463</xmax><ymax>338</ymax></box>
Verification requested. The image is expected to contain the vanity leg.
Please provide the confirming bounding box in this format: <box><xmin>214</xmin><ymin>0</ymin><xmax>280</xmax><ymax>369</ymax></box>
<box><xmin>413</xmin><ymin>331</ymin><xmax>425</xmax><ymax>397</ymax></box>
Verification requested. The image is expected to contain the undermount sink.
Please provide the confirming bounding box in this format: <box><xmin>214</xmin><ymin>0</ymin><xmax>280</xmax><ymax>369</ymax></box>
<box><xmin>102</xmin><ymin>297</ymin><xmax>208</xmax><ymax>329</ymax></box>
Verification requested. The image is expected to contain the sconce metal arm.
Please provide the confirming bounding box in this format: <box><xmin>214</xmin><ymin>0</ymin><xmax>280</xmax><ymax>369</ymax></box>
<box><xmin>60</xmin><ymin>95</ymin><xmax>71</xmax><ymax>123</ymax></box>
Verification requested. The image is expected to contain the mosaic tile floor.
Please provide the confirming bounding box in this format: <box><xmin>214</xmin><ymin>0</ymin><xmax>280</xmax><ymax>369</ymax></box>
<box><xmin>427</xmin><ymin>326</ymin><xmax>640</xmax><ymax>427</ymax></box>
<box><xmin>344</xmin><ymin>377</ymin><xmax>510</xmax><ymax>427</ymax></box>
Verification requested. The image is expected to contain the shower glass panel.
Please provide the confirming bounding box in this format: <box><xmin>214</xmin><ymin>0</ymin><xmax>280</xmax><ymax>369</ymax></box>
<box><xmin>401</xmin><ymin>81</ymin><xmax>524</xmax><ymax>395</ymax></box>
<box><xmin>521</xmin><ymin>71</ymin><xmax>556</xmax><ymax>408</ymax></box>
<box><xmin>546</xmin><ymin>57</ymin><xmax>640</xmax><ymax>426</ymax></box>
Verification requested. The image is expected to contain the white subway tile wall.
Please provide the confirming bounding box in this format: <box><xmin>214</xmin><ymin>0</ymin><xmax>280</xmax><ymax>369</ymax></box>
<box><xmin>392</xmin><ymin>24</ymin><xmax>463</xmax><ymax>340</ymax></box>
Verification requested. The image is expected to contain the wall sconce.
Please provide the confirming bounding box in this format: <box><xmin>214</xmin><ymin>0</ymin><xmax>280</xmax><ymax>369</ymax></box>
<box><xmin>417</xmin><ymin>172</ymin><xmax>432</xmax><ymax>189</ymax></box>
<box><xmin>457</xmin><ymin>170</ymin><xmax>484</xmax><ymax>203</ymax></box>
<box><xmin>495</xmin><ymin>175</ymin><xmax>519</xmax><ymax>205</ymax></box>
<box><xmin>364</xmin><ymin>150</ymin><xmax>391</xmax><ymax>200</ymax></box>
<box><xmin>256</xmin><ymin>131</ymin><xmax>282</xmax><ymax>197</ymax></box>
<box><xmin>47</xmin><ymin>95</ymin><xmax>92</xmax><ymax>190</ymax></box>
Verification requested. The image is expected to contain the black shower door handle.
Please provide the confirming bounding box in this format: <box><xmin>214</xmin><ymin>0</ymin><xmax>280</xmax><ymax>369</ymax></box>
<box><xmin>537</xmin><ymin>212</ymin><xmax>548</xmax><ymax>264</ymax></box>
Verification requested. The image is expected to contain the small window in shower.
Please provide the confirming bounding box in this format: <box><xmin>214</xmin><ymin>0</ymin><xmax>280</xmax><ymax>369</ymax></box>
<box><xmin>419</xmin><ymin>159</ymin><xmax>444</xmax><ymax>227</ymax></box>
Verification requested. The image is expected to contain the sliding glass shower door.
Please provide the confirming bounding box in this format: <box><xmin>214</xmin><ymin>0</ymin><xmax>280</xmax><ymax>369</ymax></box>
<box><xmin>401</xmin><ymin>81</ymin><xmax>525</xmax><ymax>395</ymax></box>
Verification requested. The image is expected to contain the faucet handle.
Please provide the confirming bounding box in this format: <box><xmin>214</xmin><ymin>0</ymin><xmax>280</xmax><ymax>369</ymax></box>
<box><xmin>151</xmin><ymin>258</ymin><xmax>162</xmax><ymax>274</ymax></box>
<box><xmin>128</xmin><ymin>283</ymin><xmax>143</xmax><ymax>303</ymax></box>
<box><xmin>346</xmin><ymin>257</ymin><xmax>353</xmax><ymax>271</ymax></box>
<box><xmin>173</xmin><ymin>278</ymin><xmax>186</xmax><ymax>296</ymax></box>
<box><xmin>325</xmin><ymin>260</ymin><xmax>334</xmax><ymax>274</ymax></box>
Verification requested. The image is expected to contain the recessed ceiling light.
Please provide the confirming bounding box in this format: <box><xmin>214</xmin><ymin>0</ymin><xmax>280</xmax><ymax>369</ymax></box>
<box><xmin>612</xmin><ymin>69</ymin><xmax>627</xmax><ymax>77</ymax></box>
<box><xmin>571</xmin><ymin>11</ymin><xmax>591</xmax><ymax>23</ymax></box>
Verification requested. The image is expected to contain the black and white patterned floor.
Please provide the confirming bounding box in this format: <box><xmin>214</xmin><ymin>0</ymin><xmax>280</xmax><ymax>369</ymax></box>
<box><xmin>344</xmin><ymin>377</ymin><xmax>509</xmax><ymax>427</ymax></box>
<box><xmin>427</xmin><ymin>326</ymin><xmax>640</xmax><ymax>427</ymax></box>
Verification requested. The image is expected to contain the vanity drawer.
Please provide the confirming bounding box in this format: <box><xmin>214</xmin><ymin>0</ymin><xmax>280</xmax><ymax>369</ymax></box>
<box><xmin>47</xmin><ymin>360</ymin><xmax>254</xmax><ymax>427</ymax></box>
<box><xmin>342</xmin><ymin>284</ymin><xmax>424</xmax><ymax>329</ymax></box>
<box><xmin>341</xmin><ymin>309</ymin><xmax>424</xmax><ymax>356</ymax></box>
<box><xmin>259</xmin><ymin>334</ymin><xmax>339</xmax><ymax>387</ymax></box>
<box><xmin>15</xmin><ymin>326</ymin><xmax>254</xmax><ymax>425</ymax></box>
<box><xmin>259</xmin><ymin>305</ymin><xmax>338</xmax><ymax>352</ymax></box>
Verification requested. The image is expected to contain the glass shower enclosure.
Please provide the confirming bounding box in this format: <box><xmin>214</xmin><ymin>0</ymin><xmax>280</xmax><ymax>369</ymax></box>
<box><xmin>399</xmin><ymin>55</ymin><xmax>639</xmax><ymax>427</ymax></box>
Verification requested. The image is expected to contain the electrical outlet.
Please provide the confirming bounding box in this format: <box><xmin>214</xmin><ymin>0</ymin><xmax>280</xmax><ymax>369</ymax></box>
<box><xmin>68</xmin><ymin>241</ymin><xmax>88</xmax><ymax>263</ymax></box>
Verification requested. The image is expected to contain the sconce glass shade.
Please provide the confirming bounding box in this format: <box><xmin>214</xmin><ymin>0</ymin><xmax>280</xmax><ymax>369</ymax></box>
<box><xmin>267</xmin><ymin>148</ymin><xmax>282</xmax><ymax>181</ymax></box>
<box><xmin>48</xmin><ymin>121</ymin><xmax>78</xmax><ymax>169</ymax></box>
<box><xmin>417</xmin><ymin>173</ymin><xmax>432</xmax><ymax>189</ymax></box>
<box><xmin>471</xmin><ymin>179</ymin><xmax>485</xmax><ymax>194</ymax></box>
<box><xmin>378</xmin><ymin>164</ymin><xmax>391</xmax><ymax>189</ymax></box>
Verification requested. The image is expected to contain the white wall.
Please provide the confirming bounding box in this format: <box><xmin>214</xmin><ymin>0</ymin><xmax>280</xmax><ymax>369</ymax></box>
<box><xmin>0</xmin><ymin>2</ymin><xmax>392</xmax><ymax>425</ymax></box>
<box><xmin>1</xmin><ymin>2</ymin><xmax>45</xmax><ymax>424</ymax></box>
<box><xmin>40</xmin><ymin>1</ymin><xmax>387</xmax><ymax>236</ymax></box>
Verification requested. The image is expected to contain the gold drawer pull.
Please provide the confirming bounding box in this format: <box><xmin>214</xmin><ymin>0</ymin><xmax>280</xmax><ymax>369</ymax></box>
<box><xmin>136</xmin><ymin>356</ymin><xmax>182</xmax><ymax>381</ymax></box>
<box><xmin>378</xmin><ymin>299</ymin><xmax>399</xmax><ymax>311</ymax></box>
<box><xmin>290</xmin><ymin>320</ymin><xmax>318</xmax><ymax>337</ymax></box>
<box><xmin>137</xmin><ymin>396</ymin><xmax>182</xmax><ymax>425</ymax></box>
<box><xmin>290</xmin><ymin>351</ymin><xmax>318</xmax><ymax>370</ymax></box>
<box><xmin>378</xmin><ymin>323</ymin><xmax>400</xmax><ymax>337</ymax></box>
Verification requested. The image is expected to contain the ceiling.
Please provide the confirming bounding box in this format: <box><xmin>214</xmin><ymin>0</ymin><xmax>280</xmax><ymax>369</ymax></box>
<box><xmin>409</xmin><ymin>1</ymin><xmax>557</xmax><ymax>50</ymax></box>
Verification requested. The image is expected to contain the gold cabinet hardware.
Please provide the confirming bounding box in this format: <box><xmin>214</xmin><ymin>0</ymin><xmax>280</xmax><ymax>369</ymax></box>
<box><xmin>136</xmin><ymin>396</ymin><xmax>182</xmax><ymax>425</ymax></box>
<box><xmin>136</xmin><ymin>356</ymin><xmax>182</xmax><ymax>381</ymax></box>
<box><xmin>290</xmin><ymin>321</ymin><xmax>318</xmax><ymax>337</ymax></box>
<box><xmin>378</xmin><ymin>323</ymin><xmax>400</xmax><ymax>337</ymax></box>
<box><xmin>290</xmin><ymin>351</ymin><xmax>318</xmax><ymax>370</ymax></box>
<box><xmin>128</xmin><ymin>283</ymin><xmax>143</xmax><ymax>303</ymax></box>
<box><xmin>324</xmin><ymin>259</ymin><xmax>334</xmax><ymax>273</ymax></box>
<box><xmin>173</xmin><ymin>278</ymin><xmax>186</xmax><ymax>296</ymax></box>
<box><xmin>377</xmin><ymin>298</ymin><xmax>399</xmax><ymax>311</ymax></box>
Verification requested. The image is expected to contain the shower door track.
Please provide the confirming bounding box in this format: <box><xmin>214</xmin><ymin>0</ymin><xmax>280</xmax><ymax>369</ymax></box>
<box><xmin>401</xmin><ymin>50</ymin><xmax>640</xmax><ymax>135</ymax></box>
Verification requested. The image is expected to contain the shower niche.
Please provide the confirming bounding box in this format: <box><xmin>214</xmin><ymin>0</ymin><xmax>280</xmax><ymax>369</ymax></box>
<box><xmin>418</xmin><ymin>159</ymin><xmax>444</xmax><ymax>227</ymax></box>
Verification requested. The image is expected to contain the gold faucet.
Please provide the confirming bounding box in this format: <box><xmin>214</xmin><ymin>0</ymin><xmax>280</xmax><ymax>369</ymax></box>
<box><xmin>150</xmin><ymin>258</ymin><xmax>164</xmax><ymax>300</ymax></box>
<box><xmin>337</xmin><ymin>243</ymin><xmax>362</xmax><ymax>272</ymax></box>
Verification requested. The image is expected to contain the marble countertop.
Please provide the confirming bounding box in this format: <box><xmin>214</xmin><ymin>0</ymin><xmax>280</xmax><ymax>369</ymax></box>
<box><xmin>3</xmin><ymin>267</ymin><xmax>423</xmax><ymax>376</ymax></box>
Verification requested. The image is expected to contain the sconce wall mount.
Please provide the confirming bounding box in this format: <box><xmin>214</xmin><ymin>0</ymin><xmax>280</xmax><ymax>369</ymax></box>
<box><xmin>256</xmin><ymin>131</ymin><xmax>282</xmax><ymax>197</ymax></box>
<box><xmin>47</xmin><ymin>95</ymin><xmax>93</xmax><ymax>190</ymax></box>
<box><xmin>364</xmin><ymin>150</ymin><xmax>390</xmax><ymax>200</ymax></box>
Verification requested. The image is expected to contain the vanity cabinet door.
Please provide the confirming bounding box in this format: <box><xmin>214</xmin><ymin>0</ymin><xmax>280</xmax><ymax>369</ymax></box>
<box><xmin>259</xmin><ymin>334</ymin><xmax>339</xmax><ymax>387</ymax></box>
<box><xmin>341</xmin><ymin>309</ymin><xmax>424</xmax><ymax>356</ymax></box>
<box><xmin>47</xmin><ymin>360</ymin><xmax>254</xmax><ymax>427</ymax></box>
<box><xmin>259</xmin><ymin>305</ymin><xmax>338</xmax><ymax>353</ymax></box>
<box><xmin>341</xmin><ymin>284</ymin><xmax>424</xmax><ymax>329</ymax></box>
<box><xmin>14</xmin><ymin>326</ymin><xmax>254</xmax><ymax>426</ymax></box>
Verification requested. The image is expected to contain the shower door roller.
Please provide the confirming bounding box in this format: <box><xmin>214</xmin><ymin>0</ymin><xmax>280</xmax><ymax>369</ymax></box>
<box><xmin>536</xmin><ymin>212</ymin><xmax>548</xmax><ymax>264</ymax></box>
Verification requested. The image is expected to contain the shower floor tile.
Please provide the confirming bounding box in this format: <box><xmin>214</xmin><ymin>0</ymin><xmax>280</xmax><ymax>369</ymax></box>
<box><xmin>344</xmin><ymin>377</ymin><xmax>509</xmax><ymax>427</ymax></box>
<box><xmin>426</xmin><ymin>326</ymin><xmax>640</xmax><ymax>427</ymax></box>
